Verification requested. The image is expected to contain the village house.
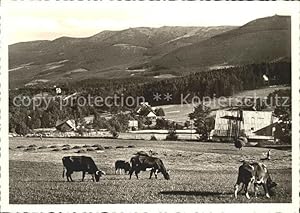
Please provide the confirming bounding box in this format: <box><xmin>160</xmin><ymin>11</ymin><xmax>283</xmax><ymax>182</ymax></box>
<box><xmin>55</xmin><ymin>119</ymin><xmax>76</xmax><ymax>132</ymax></box>
<box><xmin>136</xmin><ymin>102</ymin><xmax>157</xmax><ymax>119</ymax></box>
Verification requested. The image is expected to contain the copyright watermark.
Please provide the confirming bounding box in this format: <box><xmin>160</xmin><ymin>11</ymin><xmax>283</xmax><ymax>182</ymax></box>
<box><xmin>12</xmin><ymin>92</ymin><xmax>290</xmax><ymax>110</ymax></box>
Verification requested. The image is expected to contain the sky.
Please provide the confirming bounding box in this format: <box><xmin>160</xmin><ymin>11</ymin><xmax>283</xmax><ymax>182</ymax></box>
<box><xmin>4</xmin><ymin>1</ymin><xmax>297</xmax><ymax>44</ymax></box>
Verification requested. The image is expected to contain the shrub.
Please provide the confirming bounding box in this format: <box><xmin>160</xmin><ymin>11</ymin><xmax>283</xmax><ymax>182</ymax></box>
<box><xmin>52</xmin><ymin>148</ymin><xmax>61</xmax><ymax>152</ymax></box>
<box><xmin>110</xmin><ymin>129</ymin><xmax>119</xmax><ymax>139</ymax></box>
<box><xmin>166</xmin><ymin>129</ymin><xmax>178</xmax><ymax>141</ymax></box>
<box><xmin>72</xmin><ymin>145</ymin><xmax>81</xmax><ymax>149</ymax></box>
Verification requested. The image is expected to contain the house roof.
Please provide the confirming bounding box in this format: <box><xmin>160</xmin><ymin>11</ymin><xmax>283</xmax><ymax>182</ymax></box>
<box><xmin>136</xmin><ymin>103</ymin><xmax>157</xmax><ymax>117</ymax></box>
<box><xmin>55</xmin><ymin>119</ymin><xmax>76</xmax><ymax>129</ymax></box>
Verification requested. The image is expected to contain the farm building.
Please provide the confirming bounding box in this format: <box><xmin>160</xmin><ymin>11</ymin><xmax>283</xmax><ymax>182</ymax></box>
<box><xmin>212</xmin><ymin>110</ymin><xmax>275</xmax><ymax>141</ymax></box>
<box><xmin>128</xmin><ymin>120</ymin><xmax>139</xmax><ymax>131</ymax></box>
<box><xmin>55</xmin><ymin>119</ymin><xmax>76</xmax><ymax>132</ymax></box>
<box><xmin>136</xmin><ymin>102</ymin><xmax>157</xmax><ymax>119</ymax></box>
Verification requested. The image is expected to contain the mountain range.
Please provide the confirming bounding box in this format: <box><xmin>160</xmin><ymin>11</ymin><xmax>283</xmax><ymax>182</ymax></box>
<box><xmin>9</xmin><ymin>15</ymin><xmax>291</xmax><ymax>88</ymax></box>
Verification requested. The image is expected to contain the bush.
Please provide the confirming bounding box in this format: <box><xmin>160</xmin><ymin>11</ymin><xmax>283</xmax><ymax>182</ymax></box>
<box><xmin>72</xmin><ymin>145</ymin><xmax>81</xmax><ymax>149</ymax></box>
<box><xmin>15</xmin><ymin>122</ymin><xmax>30</xmax><ymax>136</ymax></box>
<box><xmin>52</xmin><ymin>148</ymin><xmax>61</xmax><ymax>152</ymax></box>
<box><xmin>166</xmin><ymin>129</ymin><xmax>178</xmax><ymax>141</ymax></box>
<box><xmin>110</xmin><ymin>129</ymin><xmax>119</xmax><ymax>139</ymax></box>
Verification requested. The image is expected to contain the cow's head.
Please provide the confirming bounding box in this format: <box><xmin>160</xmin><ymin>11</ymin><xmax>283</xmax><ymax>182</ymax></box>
<box><xmin>163</xmin><ymin>171</ymin><xmax>170</xmax><ymax>180</ymax></box>
<box><xmin>95</xmin><ymin>170</ymin><xmax>106</xmax><ymax>182</ymax></box>
<box><xmin>124</xmin><ymin>162</ymin><xmax>131</xmax><ymax>173</ymax></box>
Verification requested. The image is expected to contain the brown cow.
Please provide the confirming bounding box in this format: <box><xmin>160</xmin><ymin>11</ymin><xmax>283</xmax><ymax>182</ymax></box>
<box><xmin>234</xmin><ymin>161</ymin><xmax>277</xmax><ymax>199</ymax></box>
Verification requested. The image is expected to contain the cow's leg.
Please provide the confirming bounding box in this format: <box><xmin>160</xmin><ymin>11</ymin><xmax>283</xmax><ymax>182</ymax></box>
<box><xmin>135</xmin><ymin>171</ymin><xmax>139</xmax><ymax>179</ymax></box>
<box><xmin>234</xmin><ymin>183</ymin><xmax>241</xmax><ymax>199</ymax></box>
<box><xmin>91</xmin><ymin>174</ymin><xmax>95</xmax><ymax>182</ymax></box>
<box><xmin>254</xmin><ymin>183</ymin><xmax>259</xmax><ymax>198</ymax></box>
<box><xmin>262</xmin><ymin>183</ymin><xmax>270</xmax><ymax>198</ymax></box>
<box><xmin>115</xmin><ymin>168</ymin><xmax>118</xmax><ymax>175</ymax></box>
<box><xmin>69</xmin><ymin>174</ymin><xmax>73</xmax><ymax>182</ymax></box>
<box><xmin>66</xmin><ymin>171</ymin><xmax>73</xmax><ymax>182</ymax></box>
<box><xmin>155</xmin><ymin>170</ymin><xmax>158</xmax><ymax>179</ymax></box>
<box><xmin>129</xmin><ymin>168</ymin><xmax>134</xmax><ymax>179</ymax></box>
<box><xmin>149</xmin><ymin>170</ymin><xmax>153</xmax><ymax>179</ymax></box>
<box><xmin>82</xmin><ymin>172</ymin><xmax>85</xmax><ymax>182</ymax></box>
<box><xmin>245</xmin><ymin>182</ymin><xmax>251</xmax><ymax>199</ymax></box>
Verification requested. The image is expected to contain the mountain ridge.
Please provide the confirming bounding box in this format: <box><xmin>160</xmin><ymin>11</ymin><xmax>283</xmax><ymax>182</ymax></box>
<box><xmin>9</xmin><ymin>15</ymin><xmax>290</xmax><ymax>88</ymax></box>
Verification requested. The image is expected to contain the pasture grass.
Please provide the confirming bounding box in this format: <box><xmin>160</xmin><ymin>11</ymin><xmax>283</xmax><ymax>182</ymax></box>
<box><xmin>9</xmin><ymin>137</ymin><xmax>292</xmax><ymax>204</ymax></box>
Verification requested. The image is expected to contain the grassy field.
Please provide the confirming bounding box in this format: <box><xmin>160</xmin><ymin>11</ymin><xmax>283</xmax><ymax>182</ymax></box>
<box><xmin>9</xmin><ymin>137</ymin><xmax>292</xmax><ymax>204</ymax></box>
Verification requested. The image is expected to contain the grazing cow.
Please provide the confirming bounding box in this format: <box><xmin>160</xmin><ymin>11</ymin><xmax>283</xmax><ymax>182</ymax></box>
<box><xmin>62</xmin><ymin>156</ymin><xmax>105</xmax><ymax>182</ymax></box>
<box><xmin>129</xmin><ymin>154</ymin><xmax>170</xmax><ymax>180</ymax></box>
<box><xmin>234</xmin><ymin>161</ymin><xmax>277</xmax><ymax>199</ymax></box>
<box><xmin>115</xmin><ymin>160</ymin><xmax>131</xmax><ymax>174</ymax></box>
<box><xmin>234</xmin><ymin>137</ymin><xmax>248</xmax><ymax>150</ymax></box>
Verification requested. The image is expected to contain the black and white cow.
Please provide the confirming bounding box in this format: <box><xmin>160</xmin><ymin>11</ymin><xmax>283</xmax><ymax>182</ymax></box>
<box><xmin>129</xmin><ymin>154</ymin><xmax>170</xmax><ymax>180</ymax></box>
<box><xmin>62</xmin><ymin>156</ymin><xmax>105</xmax><ymax>182</ymax></box>
<box><xmin>115</xmin><ymin>160</ymin><xmax>131</xmax><ymax>174</ymax></box>
<box><xmin>234</xmin><ymin>161</ymin><xmax>277</xmax><ymax>199</ymax></box>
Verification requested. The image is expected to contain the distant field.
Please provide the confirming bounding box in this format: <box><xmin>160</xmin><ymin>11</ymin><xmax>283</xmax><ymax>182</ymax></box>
<box><xmin>159</xmin><ymin>85</ymin><xmax>290</xmax><ymax>123</ymax></box>
<box><xmin>9</xmin><ymin>137</ymin><xmax>291</xmax><ymax>204</ymax></box>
